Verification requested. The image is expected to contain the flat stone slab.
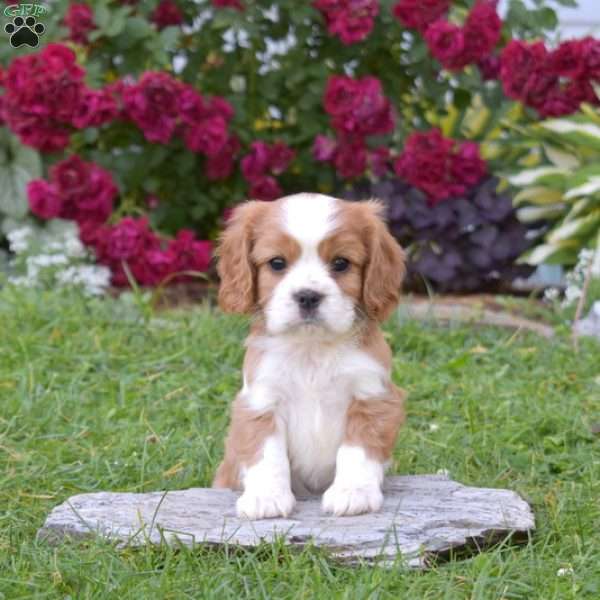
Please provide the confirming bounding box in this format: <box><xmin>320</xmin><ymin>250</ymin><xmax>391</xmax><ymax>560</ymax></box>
<box><xmin>38</xmin><ymin>475</ymin><xmax>534</xmax><ymax>568</ymax></box>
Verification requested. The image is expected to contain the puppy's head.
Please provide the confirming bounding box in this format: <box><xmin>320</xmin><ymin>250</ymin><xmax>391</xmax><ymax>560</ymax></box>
<box><xmin>217</xmin><ymin>194</ymin><xmax>405</xmax><ymax>335</ymax></box>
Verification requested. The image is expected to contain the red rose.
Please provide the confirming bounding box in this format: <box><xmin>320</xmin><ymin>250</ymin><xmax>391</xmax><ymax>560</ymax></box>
<box><xmin>393</xmin><ymin>0</ymin><xmax>450</xmax><ymax>33</ymax></box>
<box><xmin>72</xmin><ymin>88</ymin><xmax>118</xmax><ymax>129</ymax></box>
<box><xmin>169</xmin><ymin>230</ymin><xmax>213</xmax><ymax>273</ymax></box>
<box><xmin>450</xmin><ymin>142</ymin><xmax>487</xmax><ymax>187</ymax></box>
<box><xmin>249</xmin><ymin>175</ymin><xmax>282</xmax><ymax>201</ymax></box>
<box><xmin>547</xmin><ymin>40</ymin><xmax>587</xmax><ymax>79</ymax></box>
<box><xmin>184</xmin><ymin>115</ymin><xmax>228</xmax><ymax>156</ymax></box>
<box><xmin>334</xmin><ymin>139</ymin><xmax>367</xmax><ymax>179</ymax></box>
<box><xmin>477</xmin><ymin>54</ymin><xmax>501</xmax><ymax>81</ymax></box>
<box><xmin>50</xmin><ymin>155</ymin><xmax>90</xmax><ymax>199</ymax></box>
<box><xmin>324</xmin><ymin>75</ymin><xmax>360</xmax><ymax>117</ymax></box>
<box><xmin>241</xmin><ymin>141</ymin><xmax>272</xmax><ymax>180</ymax></box>
<box><xmin>269</xmin><ymin>142</ymin><xmax>295</xmax><ymax>175</ymax></box>
<box><xmin>2</xmin><ymin>43</ymin><xmax>85</xmax><ymax>151</ymax></box>
<box><xmin>151</xmin><ymin>0</ymin><xmax>184</xmax><ymax>29</ymax></box>
<box><xmin>425</xmin><ymin>20</ymin><xmax>467</xmax><ymax>71</ymax></box>
<box><xmin>205</xmin><ymin>135</ymin><xmax>240</xmax><ymax>181</ymax></box>
<box><xmin>582</xmin><ymin>37</ymin><xmax>600</xmax><ymax>81</ymax></box>
<box><xmin>463</xmin><ymin>1</ymin><xmax>502</xmax><ymax>64</ymax></box>
<box><xmin>122</xmin><ymin>72</ymin><xmax>182</xmax><ymax>143</ymax></box>
<box><xmin>63</xmin><ymin>3</ymin><xmax>96</xmax><ymax>44</ymax></box>
<box><xmin>27</xmin><ymin>180</ymin><xmax>62</xmax><ymax>219</ymax></box>
<box><xmin>314</xmin><ymin>0</ymin><xmax>379</xmax><ymax>45</ymax></box>
<box><xmin>395</xmin><ymin>129</ymin><xmax>486</xmax><ymax>204</ymax></box>
<box><xmin>500</xmin><ymin>40</ymin><xmax>548</xmax><ymax>101</ymax></box>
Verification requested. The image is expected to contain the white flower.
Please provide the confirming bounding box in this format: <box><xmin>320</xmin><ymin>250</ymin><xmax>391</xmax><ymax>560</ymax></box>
<box><xmin>8</xmin><ymin>275</ymin><xmax>35</xmax><ymax>288</ymax></box>
<box><xmin>7</xmin><ymin>226</ymin><xmax>34</xmax><ymax>254</ymax></box>
<box><xmin>544</xmin><ymin>287</ymin><xmax>560</xmax><ymax>302</ymax></box>
<box><xmin>556</xmin><ymin>567</ymin><xmax>574</xmax><ymax>577</ymax></box>
<box><xmin>55</xmin><ymin>265</ymin><xmax>111</xmax><ymax>296</ymax></box>
<box><xmin>429</xmin><ymin>423</ymin><xmax>440</xmax><ymax>432</ymax></box>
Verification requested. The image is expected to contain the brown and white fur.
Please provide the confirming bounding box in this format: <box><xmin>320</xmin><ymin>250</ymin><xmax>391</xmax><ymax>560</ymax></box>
<box><xmin>213</xmin><ymin>193</ymin><xmax>406</xmax><ymax>519</ymax></box>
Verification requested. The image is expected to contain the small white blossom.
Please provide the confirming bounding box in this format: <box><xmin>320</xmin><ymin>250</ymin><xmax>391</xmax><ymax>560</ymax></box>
<box><xmin>55</xmin><ymin>265</ymin><xmax>111</xmax><ymax>296</ymax></box>
<box><xmin>556</xmin><ymin>567</ymin><xmax>574</xmax><ymax>577</ymax></box>
<box><xmin>544</xmin><ymin>287</ymin><xmax>560</xmax><ymax>302</ymax></box>
<box><xmin>8</xmin><ymin>275</ymin><xmax>35</xmax><ymax>288</ymax></box>
<box><xmin>6</xmin><ymin>226</ymin><xmax>33</xmax><ymax>254</ymax></box>
<box><xmin>429</xmin><ymin>423</ymin><xmax>440</xmax><ymax>432</ymax></box>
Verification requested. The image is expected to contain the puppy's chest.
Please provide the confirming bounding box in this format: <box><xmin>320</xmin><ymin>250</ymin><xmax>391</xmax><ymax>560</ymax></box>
<box><xmin>247</xmin><ymin>340</ymin><xmax>387</xmax><ymax>492</ymax></box>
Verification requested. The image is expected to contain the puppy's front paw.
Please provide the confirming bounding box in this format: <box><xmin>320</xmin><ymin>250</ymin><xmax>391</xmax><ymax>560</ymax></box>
<box><xmin>236</xmin><ymin>488</ymin><xmax>296</xmax><ymax>520</ymax></box>
<box><xmin>322</xmin><ymin>483</ymin><xmax>383</xmax><ymax>516</ymax></box>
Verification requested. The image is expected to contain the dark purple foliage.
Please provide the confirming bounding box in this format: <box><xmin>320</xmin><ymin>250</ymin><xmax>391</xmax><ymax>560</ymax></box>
<box><xmin>344</xmin><ymin>176</ymin><xmax>534</xmax><ymax>293</ymax></box>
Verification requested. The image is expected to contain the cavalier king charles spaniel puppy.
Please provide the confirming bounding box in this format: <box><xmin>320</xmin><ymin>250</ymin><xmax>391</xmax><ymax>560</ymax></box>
<box><xmin>213</xmin><ymin>193</ymin><xmax>406</xmax><ymax>519</ymax></box>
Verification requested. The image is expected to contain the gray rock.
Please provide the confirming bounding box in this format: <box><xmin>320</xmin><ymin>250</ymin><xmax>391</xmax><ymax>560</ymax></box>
<box><xmin>574</xmin><ymin>301</ymin><xmax>600</xmax><ymax>341</ymax></box>
<box><xmin>37</xmin><ymin>475</ymin><xmax>534</xmax><ymax>568</ymax></box>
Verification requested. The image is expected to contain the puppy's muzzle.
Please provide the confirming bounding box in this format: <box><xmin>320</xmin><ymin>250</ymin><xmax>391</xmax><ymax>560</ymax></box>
<box><xmin>293</xmin><ymin>288</ymin><xmax>324</xmax><ymax>319</ymax></box>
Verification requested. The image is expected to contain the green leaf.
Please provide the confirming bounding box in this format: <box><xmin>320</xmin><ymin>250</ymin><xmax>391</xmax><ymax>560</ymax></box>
<box><xmin>519</xmin><ymin>242</ymin><xmax>578</xmax><ymax>266</ymax></box>
<box><xmin>508</xmin><ymin>166</ymin><xmax>568</xmax><ymax>187</ymax></box>
<box><xmin>516</xmin><ymin>205</ymin><xmax>565</xmax><ymax>223</ymax></box>
<box><xmin>543</xmin><ymin>144</ymin><xmax>580</xmax><ymax>169</ymax></box>
<box><xmin>513</xmin><ymin>186</ymin><xmax>563</xmax><ymax>206</ymax></box>
<box><xmin>547</xmin><ymin>211</ymin><xmax>600</xmax><ymax>243</ymax></box>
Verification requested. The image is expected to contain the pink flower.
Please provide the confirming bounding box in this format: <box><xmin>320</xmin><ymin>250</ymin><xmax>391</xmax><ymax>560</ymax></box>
<box><xmin>425</xmin><ymin>21</ymin><xmax>467</xmax><ymax>71</ymax></box>
<box><xmin>205</xmin><ymin>135</ymin><xmax>240</xmax><ymax>181</ymax></box>
<box><xmin>392</xmin><ymin>0</ymin><xmax>450</xmax><ymax>33</ymax></box>
<box><xmin>151</xmin><ymin>0</ymin><xmax>184</xmax><ymax>29</ymax></box>
<box><xmin>122</xmin><ymin>71</ymin><xmax>182</xmax><ymax>143</ymax></box>
<box><xmin>312</xmin><ymin>135</ymin><xmax>337</xmax><ymax>162</ymax></box>
<box><xmin>63</xmin><ymin>3</ymin><xmax>96</xmax><ymax>45</ymax></box>
<box><xmin>212</xmin><ymin>0</ymin><xmax>244</xmax><ymax>10</ymax></box>
<box><xmin>27</xmin><ymin>180</ymin><xmax>62</xmax><ymax>219</ymax></box>
<box><xmin>334</xmin><ymin>139</ymin><xmax>367</xmax><ymax>179</ymax></box>
<box><xmin>249</xmin><ymin>175</ymin><xmax>282</xmax><ymax>201</ymax></box>
<box><xmin>314</xmin><ymin>0</ymin><xmax>379</xmax><ymax>45</ymax></box>
<box><xmin>184</xmin><ymin>115</ymin><xmax>228</xmax><ymax>156</ymax></box>
<box><xmin>72</xmin><ymin>88</ymin><xmax>119</xmax><ymax>129</ymax></box>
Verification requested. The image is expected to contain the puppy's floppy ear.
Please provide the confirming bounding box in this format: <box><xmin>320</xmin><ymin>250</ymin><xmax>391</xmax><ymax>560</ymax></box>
<box><xmin>217</xmin><ymin>201</ymin><xmax>266</xmax><ymax>314</ymax></box>
<box><xmin>361</xmin><ymin>200</ymin><xmax>406</xmax><ymax>322</ymax></box>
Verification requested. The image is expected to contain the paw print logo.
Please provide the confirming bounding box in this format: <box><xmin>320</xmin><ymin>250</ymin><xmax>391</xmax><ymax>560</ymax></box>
<box><xmin>5</xmin><ymin>15</ymin><xmax>45</xmax><ymax>48</ymax></box>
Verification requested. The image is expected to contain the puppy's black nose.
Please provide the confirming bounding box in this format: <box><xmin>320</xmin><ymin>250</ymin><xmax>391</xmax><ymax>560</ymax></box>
<box><xmin>293</xmin><ymin>289</ymin><xmax>324</xmax><ymax>312</ymax></box>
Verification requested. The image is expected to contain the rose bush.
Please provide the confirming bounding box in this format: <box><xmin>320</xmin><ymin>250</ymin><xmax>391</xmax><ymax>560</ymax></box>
<box><xmin>0</xmin><ymin>0</ymin><xmax>594</xmax><ymax>289</ymax></box>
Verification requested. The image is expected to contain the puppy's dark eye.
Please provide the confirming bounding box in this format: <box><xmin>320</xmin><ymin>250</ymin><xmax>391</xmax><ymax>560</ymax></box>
<box><xmin>268</xmin><ymin>257</ymin><xmax>287</xmax><ymax>272</ymax></box>
<box><xmin>331</xmin><ymin>257</ymin><xmax>350</xmax><ymax>273</ymax></box>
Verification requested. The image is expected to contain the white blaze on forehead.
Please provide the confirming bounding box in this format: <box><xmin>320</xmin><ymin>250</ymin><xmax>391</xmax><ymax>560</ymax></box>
<box><xmin>280</xmin><ymin>193</ymin><xmax>339</xmax><ymax>248</ymax></box>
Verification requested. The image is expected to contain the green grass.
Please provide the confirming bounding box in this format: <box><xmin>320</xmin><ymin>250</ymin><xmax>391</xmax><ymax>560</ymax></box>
<box><xmin>1</xmin><ymin>287</ymin><xmax>599</xmax><ymax>599</ymax></box>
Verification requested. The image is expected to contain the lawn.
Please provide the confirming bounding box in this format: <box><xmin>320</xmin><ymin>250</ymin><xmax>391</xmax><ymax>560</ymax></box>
<box><xmin>1</xmin><ymin>287</ymin><xmax>599</xmax><ymax>599</ymax></box>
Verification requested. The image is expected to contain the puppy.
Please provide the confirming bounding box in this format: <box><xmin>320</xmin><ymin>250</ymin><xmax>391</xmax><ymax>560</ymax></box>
<box><xmin>213</xmin><ymin>193</ymin><xmax>406</xmax><ymax>519</ymax></box>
